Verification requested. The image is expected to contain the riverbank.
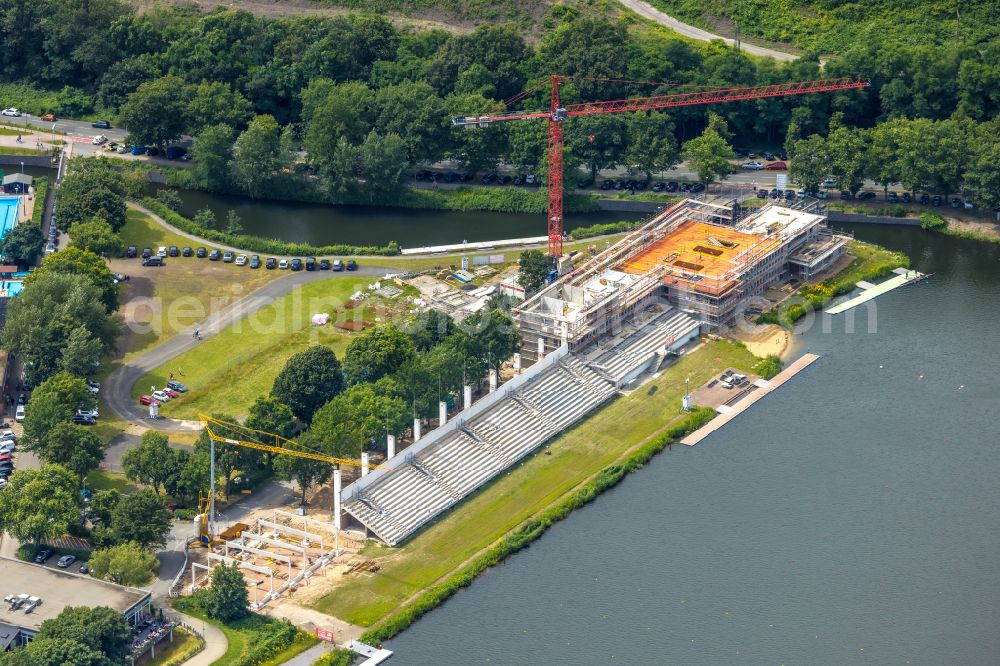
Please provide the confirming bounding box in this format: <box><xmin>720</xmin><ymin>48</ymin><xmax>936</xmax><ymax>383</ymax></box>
<box><xmin>305</xmin><ymin>340</ymin><xmax>774</xmax><ymax>637</ymax></box>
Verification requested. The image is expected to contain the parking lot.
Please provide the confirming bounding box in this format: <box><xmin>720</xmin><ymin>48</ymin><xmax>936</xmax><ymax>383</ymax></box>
<box><xmin>690</xmin><ymin>367</ymin><xmax>762</xmax><ymax>410</ymax></box>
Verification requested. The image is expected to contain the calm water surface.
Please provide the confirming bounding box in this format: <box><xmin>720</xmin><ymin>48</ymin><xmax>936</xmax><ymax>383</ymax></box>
<box><xmin>386</xmin><ymin>224</ymin><xmax>1000</xmax><ymax>665</ymax></box>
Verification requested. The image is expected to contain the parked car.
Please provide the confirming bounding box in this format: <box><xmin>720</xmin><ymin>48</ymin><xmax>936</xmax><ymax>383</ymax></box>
<box><xmin>346</xmin><ymin>259</ymin><xmax>358</xmax><ymax>271</ymax></box>
<box><xmin>165</xmin><ymin>146</ymin><xmax>186</xmax><ymax>160</ymax></box>
<box><xmin>764</xmin><ymin>161</ymin><xmax>787</xmax><ymax>170</ymax></box>
<box><xmin>665</xmin><ymin>182</ymin><xmax>679</xmax><ymax>192</ymax></box>
<box><xmin>86</xmin><ymin>379</ymin><xmax>101</xmax><ymax>393</ymax></box>
<box><xmin>689</xmin><ymin>183</ymin><xmax>705</xmax><ymax>193</ymax></box>
<box><xmin>166</xmin><ymin>380</ymin><xmax>188</xmax><ymax>393</ymax></box>
<box><xmin>234</xmin><ymin>254</ymin><xmax>247</xmax><ymax>266</ymax></box>
<box><xmin>39</xmin><ymin>113</ymin><xmax>57</xmax><ymax>122</ymax></box>
<box><xmin>901</xmin><ymin>192</ymin><xmax>912</xmax><ymax>203</ymax></box>
<box><xmin>92</xmin><ymin>120</ymin><xmax>111</xmax><ymax>129</ymax></box>
<box><xmin>305</xmin><ymin>257</ymin><xmax>316</xmax><ymax>271</ymax></box>
<box><xmin>741</xmin><ymin>161</ymin><xmax>764</xmax><ymax>170</ymax></box>
<box><xmin>142</xmin><ymin>256</ymin><xmax>164</xmax><ymax>267</ymax></box>
<box><xmin>887</xmin><ymin>191</ymin><xmax>899</xmax><ymax>203</ymax></box>
<box><xmin>857</xmin><ymin>191</ymin><xmax>876</xmax><ymax>200</ymax></box>
<box><xmin>15</xmin><ymin>406</ymin><xmax>25</xmax><ymax>422</ymax></box>
<box><xmin>784</xmin><ymin>190</ymin><xmax>795</xmax><ymax>199</ymax></box>
<box><xmin>757</xmin><ymin>188</ymin><xmax>769</xmax><ymax>198</ymax></box>
<box><xmin>34</xmin><ymin>549</ymin><xmax>52</xmax><ymax>564</ymax></box>
<box><xmin>71</xmin><ymin>414</ymin><xmax>96</xmax><ymax>426</ymax></box>
<box><xmin>126</xmin><ymin>245</ymin><xmax>137</xmax><ymax>258</ymax></box>
<box><xmin>932</xmin><ymin>195</ymin><xmax>943</xmax><ymax>207</ymax></box>
<box><xmin>840</xmin><ymin>190</ymin><xmax>852</xmax><ymax>200</ymax></box>
<box><xmin>414</xmin><ymin>170</ymin><xmax>430</xmax><ymax>181</ymax></box>
<box><xmin>332</xmin><ymin>259</ymin><xmax>344</xmax><ymax>271</ymax></box>
<box><xmin>197</xmin><ymin>247</ymin><xmax>208</xmax><ymax>258</ymax></box>
<box><xmin>91</xmin><ymin>135</ymin><xmax>108</xmax><ymax>145</ymax></box>
<box><xmin>57</xmin><ymin>555</ymin><xmax>76</xmax><ymax>568</ymax></box>
<box><xmin>168</xmin><ymin>246</ymin><xmax>179</xmax><ymax>257</ymax></box>
<box><xmin>963</xmin><ymin>199</ymin><xmax>976</xmax><ymax>210</ymax></box>
<box><xmin>208</xmin><ymin>249</ymin><xmax>221</xmax><ymax>260</ymax></box>
<box><xmin>151</xmin><ymin>390</ymin><xmax>170</xmax><ymax>403</ymax></box>
<box><xmin>222</xmin><ymin>251</ymin><xmax>235</xmax><ymax>263</ymax></box>
<box><xmin>157</xmin><ymin>246</ymin><xmax>167</xmax><ymax>257</ymax></box>
<box><xmin>290</xmin><ymin>258</ymin><xmax>303</xmax><ymax>271</ymax></box>
<box><xmin>680</xmin><ymin>183</ymin><xmax>692</xmax><ymax>192</ymax></box>
<box><xmin>919</xmin><ymin>193</ymin><xmax>930</xmax><ymax>205</ymax></box>
<box><xmin>249</xmin><ymin>255</ymin><xmax>261</xmax><ymax>269</ymax></box>
<box><xmin>266</xmin><ymin>257</ymin><xmax>277</xmax><ymax>269</ymax></box>
<box><xmin>319</xmin><ymin>259</ymin><xmax>331</xmax><ymax>270</ymax></box>
<box><xmin>651</xmin><ymin>182</ymin><xmax>665</xmax><ymax>192</ymax></box>
<box><xmin>182</xmin><ymin>246</ymin><xmax>193</xmax><ymax>257</ymax></box>
<box><xmin>951</xmin><ymin>197</ymin><xmax>961</xmax><ymax>208</ymax></box>
<box><xmin>130</xmin><ymin>145</ymin><xmax>147</xmax><ymax>155</ymax></box>
<box><xmin>278</xmin><ymin>259</ymin><xmax>289</xmax><ymax>269</ymax></box>
<box><xmin>79</xmin><ymin>562</ymin><xmax>90</xmax><ymax>574</ymax></box>
<box><xmin>139</xmin><ymin>395</ymin><xmax>159</xmax><ymax>406</ymax></box>
<box><xmin>162</xmin><ymin>388</ymin><xmax>179</xmax><ymax>399</ymax></box>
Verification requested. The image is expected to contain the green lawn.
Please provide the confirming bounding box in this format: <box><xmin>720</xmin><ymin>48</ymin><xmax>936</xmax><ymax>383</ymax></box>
<box><xmin>86</xmin><ymin>470</ymin><xmax>135</xmax><ymax>493</ymax></box>
<box><xmin>114</xmin><ymin>209</ymin><xmax>279</xmax><ymax>358</ymax></box>
<box><xmin>135</xmin><ymin>275</ymin><xmax>375</xmax><ymax>419</ymax></box>
<box><xmin>314</xmin><ymin>339</ymin><xmax>763</xmax><ymax>626</ymax></box>
<box><xmin>142</xmin><ymin>627</ymin><xmax>202</xmax><ymax>666</ymax></box>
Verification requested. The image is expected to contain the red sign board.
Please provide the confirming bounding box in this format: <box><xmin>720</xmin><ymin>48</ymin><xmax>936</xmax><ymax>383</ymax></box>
<box><xmin>316</xmin><ymin>628</ymin><xmax>335</xmax><ymax>642</ymax></box>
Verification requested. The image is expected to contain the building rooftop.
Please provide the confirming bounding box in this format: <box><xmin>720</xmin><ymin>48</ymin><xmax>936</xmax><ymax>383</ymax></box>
<box><xmin>0</xmin><ymin>556</ymin><xmax>149</xmax><ymax>632</ymax></box>
<box><xmin>1</xmin><ymin>174</ymin><xmax>32</xmax><ymax>185</ymax></box>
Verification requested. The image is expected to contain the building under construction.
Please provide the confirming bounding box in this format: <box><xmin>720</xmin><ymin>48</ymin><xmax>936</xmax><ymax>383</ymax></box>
<box><xmin>514</xmin><ymin>199</ymin><xmax>848</xmax><ymax>359</ymax></box>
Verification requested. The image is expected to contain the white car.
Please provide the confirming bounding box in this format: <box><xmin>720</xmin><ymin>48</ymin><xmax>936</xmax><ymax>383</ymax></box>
<box><xmin>151</xmin><ymin>390</ymin><xmax>170</xmax><ymax>403</ymax></box>
<box><xmin>76</xmin><ymin>408</ymin><xmax>99</xmax><ymax>419</ymax></box>
<box><xmin>0</xmin><ymin>443</ymin><xmax>15</xmax><ymax>455</ymax></box>
<box><xmin>157</xmin><ymin>246</ymin><xmax>167</xmax><ymax>257</ymax></box>
<box><xmin>1</xmin><ymin>108</ymin><xmax>21</xmax><ymax>117</ymax></box>
<box><xmin>234</xmin><ymin>254</ymin><xmax>247</xmax><ymax>266</ymax></box>
<box><xmin>278</xmin><ymin>259</ymin><xmax>289</xmax><ymax>269</ymax></box>
<box><xmin>91</xmin><ymin>135</ymin><xmax>108</xmax><ymax>145</ymax></box>
<box><xmin>14</xmin><ymin>406</ymin><xmax>24</xmax><ymax>422</ymax></box>
<box><xmin>741</xmin><ymin>161</ymin><xmax>764</xmax><ymax>170</ymax></box>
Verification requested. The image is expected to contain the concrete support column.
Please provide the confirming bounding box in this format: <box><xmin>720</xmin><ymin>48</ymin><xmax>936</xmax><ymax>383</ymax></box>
<box><xmin>361</xmin><ymin>452</ymin><xmax>369</xmax><ymax>477</ymax></box>
<box><xmin>332</xmin><ymin>469</ymin><xmax>342</xmax><ymax>531</ymax></box>
<box><xmin>513</xmin><ymin>353</ymin><xmax>522</xmax><ymax>375</ymax></box>
<box><xmin>387</xmin><ymin>434</ymin><xmax>396</xmax><ymax>459</ymax></box>
<box><xmin>537</xmin><ymin>336</ymin><xmax>545</xmax><ymax>358</ymax></box>
<box><xmin>463</xmin><ymin>385</ymin><xmax>472</xmax><ymax>410</ymax></box>
<box><xmin>561</xmin><ymin>321</ymin><xmax>569</xmax><ymax>344</ymax></box>
<box><xmin>489</xmin><ymin>369</ymin><xmax>498</xmax><ymax>393</ymax></box>
<box><xmin>413</xmin><ymin>418</ymin><xmax>421</xmax><ymax>441</ymax></box>
<box><xmin>439</xmin><ymin>400</ymin><xmax>448</xmax><ymax>426</ymax></box>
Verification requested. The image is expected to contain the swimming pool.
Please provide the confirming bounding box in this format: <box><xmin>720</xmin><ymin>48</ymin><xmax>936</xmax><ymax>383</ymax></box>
<box><xmin>0</xmin><ymin>197</ymin><xmax>20</xmax><ymax>240</ymax></box>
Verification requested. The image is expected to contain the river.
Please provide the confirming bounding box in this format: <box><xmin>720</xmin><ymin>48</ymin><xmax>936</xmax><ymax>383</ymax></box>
<box><xmin>162</xmin><ymin>187</ymin><xmax>643</xmax><ymax>248</ymax></box>
<box><xmin>385</xmin><ymin>224</ymin><xmax>1000</xmax><ymax>664</ymax></box>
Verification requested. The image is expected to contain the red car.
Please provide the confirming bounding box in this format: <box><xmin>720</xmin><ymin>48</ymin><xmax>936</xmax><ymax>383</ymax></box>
<box><xmin>764</xmin><ymin>161</ymin><xmax>788</xmax><ymax>170</ymax></box>
<box><xmin>0</xmin><ymin>454</ymin><xmax>11</xmax><ymax>462</ymax></box>
<box><xmin>138</xmin><ymin>395</ymin><xmax>160</xmax><ymax>406</ymax></box>
<box><xmin>163</xmin><ymin>388</ymin><xmax>180</xmax><ymax>399</ymax></box>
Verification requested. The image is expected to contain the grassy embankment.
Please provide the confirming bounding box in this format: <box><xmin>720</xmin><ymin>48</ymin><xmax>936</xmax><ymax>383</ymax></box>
<box><xmin>313</xmin><ymin>339</ymin><xmax>772</xmax><ymax>629</ymax></box>
<box><xmin>171</xmin><ymin>595</ymin><xmax>318</xmax><ymax>666</ymax></box>
<box><xmin>758</xmin><ymin>239</ymin><xmax>909</xmax><ymax>326</ymax></box>
<box><xmin>134</xmin><ymin>275</ymin><xmax>375</xmax><ymax>418</ymax></box>
<box><xmin>144</xmin><ymin>627</ymin><xmax>204</xmax><ymax>666</ymax></box>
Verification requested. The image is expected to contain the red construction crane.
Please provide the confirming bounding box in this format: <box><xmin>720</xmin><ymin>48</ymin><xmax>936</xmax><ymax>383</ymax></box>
<box><xmin>453</xmin><ymin>75</ymin><xmax>869</xmax><ymax>258</ymax></box>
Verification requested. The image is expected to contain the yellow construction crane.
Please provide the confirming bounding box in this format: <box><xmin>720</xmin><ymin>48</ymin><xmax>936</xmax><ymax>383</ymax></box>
<box><xmin>199</xmin><ymin>413</ymin><xmax>380</xmax><ymax>470</ymax></box>
<box><xmin>196</xmin><ymin>414</ymin><xmax>381</xmax><ymax>544</ymax></box>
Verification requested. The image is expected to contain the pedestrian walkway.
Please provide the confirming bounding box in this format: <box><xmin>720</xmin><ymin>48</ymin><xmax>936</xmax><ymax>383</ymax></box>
<box><xmin>172</xmin><ymin>611</ymin><xmax>227</xmax><ymax>666</ymax></box>
<box><xmin>824</xmin><ymin>268</ymin><xmax>928</xmax><ymax>315</ymax></box>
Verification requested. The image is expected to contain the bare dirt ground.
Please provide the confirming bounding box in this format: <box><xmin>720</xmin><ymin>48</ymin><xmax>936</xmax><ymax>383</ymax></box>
<box><xmin>945</xmin><ymin>215</ymin><xmax>1000</xmax><ymax>241</ymax></box>
<box><xmin>728</xmin><ymin>322</ymin><xmax>789</xmax><ymax>358</ymax></box>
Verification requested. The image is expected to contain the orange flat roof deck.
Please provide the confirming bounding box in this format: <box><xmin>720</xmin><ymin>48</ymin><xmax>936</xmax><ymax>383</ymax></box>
<box><xmin>620</xmin><ymin>220</ymin><xmax>779</xmax><ymax>295</ymax></box>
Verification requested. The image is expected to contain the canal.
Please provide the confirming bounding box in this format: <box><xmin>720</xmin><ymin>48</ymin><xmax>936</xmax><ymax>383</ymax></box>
<box><xmin>385</xmin><ymin>224</ymin><xmax>1000</xmax><ymax>664</ymax></box>
<box><xmin>163</xmin><ymin>187</ymin><xmax>644</xmax><ymax>248</ymax></box>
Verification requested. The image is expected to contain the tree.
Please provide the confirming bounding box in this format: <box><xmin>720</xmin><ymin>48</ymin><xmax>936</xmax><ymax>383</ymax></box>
<box><xmin>89</xmin><ymin>542</ymin><xmax>159</xmax><ymax>587</ymax></box>
<box><xmin>273</xmin><ymin>440</ymin><xmax>332</xmax><ymax>504</ymax></box>
<box><xmin>35</xmin><ymin>605</ymin><xmax>131</xmax><ymax>663</ymax></box>
<box><xmin>186</xmin><ymin>81</ymin><xmax>253</xmax><ymax>135</ymax></box>
<box><xmin>355</xmin><ymin>131</ymin><xmax>409</xmax><ymax>202</ymax></box>
<box><xmin>67</xmin><ymin>218</ymin><xmax>124</xmax><ymax>258</ymax></box>
<box><xmin>191</xmin><ymin>125</ymin><xmax>234</xmax><ymax>192</ymax></box>
<box><xmin>119</xmin><ymin>75</ymin><xmax>189</xmax><ymax>148</ymax></box>
<box><xmin>680</xmin><ymin>127</ymin><xmax>734</xmax><ymax>186</ymax></box>
<box><xmin>826</xmin><ymin>126</ymin><xmax>868</xmax><ymax>194</ymax></box>
<box><xmin>0</xmin><ymin>221</ymin><xmax>43</xmax><ymax>266</ymax></box>
<box><xmin>624</xmin><ymin>111</ymin><xmax>678</xmax><ymax>179</ymax></box>
<box><xmin>42</xmin><ymin>422</ymin><xmax>104</xmax><ymax>485</ymax></box>
<box><xmin>193</xmin><ymin>207</ymin><xmax>217</xmax><ymax>229</ymax></box>
<box><xmin>964</xmin><ymin>123</ymin><xmax>1000</xmax><ymax>210</ymax></box>
<box><xmin>230</xmin><ymin>114</ymin><xmax>287</xmax><ymax>195</ymax></box>
<box><xmin>307</xmin><ymin>383</ymin><xmax>409</xmax><ymax>458</ymax></box>
<box><xmin>205</xmin><ymin>563</ymin><xmax>250</xmax><ymax>623</ymax></box>
<box><xmin>426</xmin><ymin>23</ymin><xmax>527</xmax><ymax>98</ymax></box>
<box><xmin>110</xmin><ymin>489</ymin><xmax>172</xmax><ymax>550</ymax></box>
<box><xmin>155</xmin><ymin>188</ymin><xmax>184</xmax><ymax>212</ymax></box>
<box><xmin>28</xmin><ymin>246</ymin><xmax>119</xmax><ymax>313</ymax></box>
<box><xmin>56</xmin><ymin>161</ymin><xmax>127</xmax><ymax>232</ymax></box>
<box><xmin>3</xmin><ymin>273</ymin><xmax>118</xmax><ymax>385</ymax></box>
<box><xmin>193</xmin><ymin>419</ymin><xmax>263</xmax><ymax>499</ymax></box>
<box><xmin>371</xmin><ymin>81</ymin><xmax>448</xmax><ymax>162</ymax></box>
<box><xmin>245</xmin><ymin>396</ymin><xmax>295</xmax><ymax>440</ymax></box>
<box><xmin>455</xmin><ymin>308</ymin><xmax>520</xmax><ymax>377</ymax></box>
<box><xmin>343</xmin><ymin>326</ymin><xmax>416</xmax><ymax>385</ymax></box>
<box><xmin>122</xmin><ymin>431</ymin><xmax>182</xmax><ymax>494</ymax></box>
<box><xmin>566</xmin><ymin>115</ymin><xmax>629</xmax><ymax>182</ymax></box>
<box><xmin>225</xmin><ymin>210</ymin><xmax>243</xmax><ymax>235</ymax></box>
<box><xmin>518</xmin><ymin>249</ymin><xmax>550</xmax><ymax>294</ymax></box>
<box><xmin>22</xmin><ymin>372</ymin><xmax>95</xmax><ymax>451</ymax></box>
<box><xmin>271</xmin><ymin>346</ymin><xmax>345</xmax><ymax>423</ymax></box>
<box><xmin>22</xmin><ymin>636</ymin><xmax>107</xmax><ymax>666</ymax></box>
<box><xmin>60</xmin><ymin>325</ymin><xmax>104</xmax><ymax>377</ymax></box>
<box><xmin>790</xmin><ymin>134</ymin><xmax>830</xmax><ymax>195</ymax></box>
<box><xmin>0</xmin><ymin>464</ymin><xmax>79</xmax><ymax>548</ymax></box>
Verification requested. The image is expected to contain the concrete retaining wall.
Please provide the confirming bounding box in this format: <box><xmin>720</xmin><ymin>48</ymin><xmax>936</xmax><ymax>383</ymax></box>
<box><xmin>597</xmin><ymin>199</ymin><xmax>664</xmax><ymax>213</ymax></box>
<box><xmin>0</xmin><ymin>154</ymin><xmax>56</xmax><ymax>168</ymax></box>
<box><xmin>827</xmin><ymin>211</ymin><xmax>921</xmax><ymax>226</ymax></box>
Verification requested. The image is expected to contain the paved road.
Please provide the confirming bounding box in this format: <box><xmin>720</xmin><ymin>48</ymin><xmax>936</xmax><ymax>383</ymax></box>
<box><xmin>4</xmin><ymin>113</ymin><xmax>128</xmax><ymax>143</ymax></box>
<box><xmin>616</xmin><ymin>0</ymin><xmax>799</xmax><ymax>61</ymax></box>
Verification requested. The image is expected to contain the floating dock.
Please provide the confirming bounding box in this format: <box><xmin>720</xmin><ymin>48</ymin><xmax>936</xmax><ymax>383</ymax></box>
<box><xmin>681</xmin><ymin>353</ymin><xmax>820</xmax><ymax>446</ymax></box>
<box><xmin>347</xmin><ymin>640</ymin><xmax>394</xmax><ymax>665</ymax></box>
<box><xmin>400</xmin><ymin>236</ymin><xmax>547</xmax><ymax>255</ymax></box>
<box><xmin>824</xmin><ymin>268</ymin><xmax>927</xmax><ymax>315</ymax></box>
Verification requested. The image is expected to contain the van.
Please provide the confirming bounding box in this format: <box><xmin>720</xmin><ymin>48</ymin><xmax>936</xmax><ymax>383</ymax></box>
<box><xmin>14</xmin><ymin>406</ymin><xmax>24</xmax><ymax>422</ymax></box>
<box><xmin>142</xmin><ymin>256</ymin><xmax>164</xmax><ymax>267</ymax></box>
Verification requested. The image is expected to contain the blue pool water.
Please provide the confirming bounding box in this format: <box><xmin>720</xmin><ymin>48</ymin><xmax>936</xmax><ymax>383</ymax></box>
<box><xmin>0</xmin><ymin>197</ymin><xmax>20</xmax><ymax>240</ymax></box>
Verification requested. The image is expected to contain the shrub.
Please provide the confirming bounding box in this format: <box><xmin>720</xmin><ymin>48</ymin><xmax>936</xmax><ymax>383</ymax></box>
<box><xmin>890</xmin><ymin>203</ymin><xmax>906</xmax><ymax>217</ymax></box>
<box><xmin>314</xmin><ymin>649</ymin><xmax>357</xmax><ymax>666</ymax></box>
<box><xmin>919</xmin><ymin>211</ymin><xmax>948</xmax><ymax>231</ymax></box>
<box><xmin>752</xmin><ymin>355</ymin><xmax>783</xmax><ymax>379</ymax></box>
<box><xmin>570</xmin><ymin>220</ymin><xmax>639</xmax><ymax>239</ymax></box>
<box><xmin>90</xmin><ymin>542</ymin><xmax>158</xmax><ymax>586</ymax></box>
<box><xmin>173</xmin><ymin>508</ymin><xmax>197</xmax><ymax>521</ymax></box>
<box><xmin>31</xmin><ymin>177</ymin><xmax>48</xmax><ymax>226</ymax></box>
